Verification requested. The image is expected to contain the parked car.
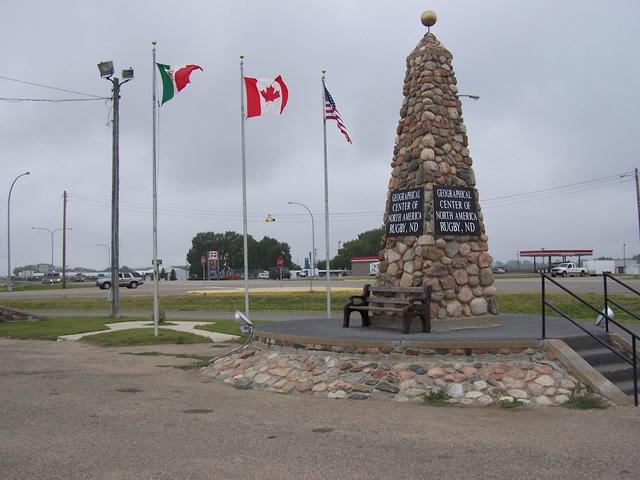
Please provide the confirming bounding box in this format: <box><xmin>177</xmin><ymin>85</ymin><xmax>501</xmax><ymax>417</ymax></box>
<box><xmin>257</xmin><ymin>271</ymin><xmax>270</xmax><ymax>280</ymax></box>
<box><xmin>96</xmin><ymin>272</ymin><xmax>144</xmax><ymax>289</ymax></box>
<box><xmin>269</xmin><ymin>267</ymin><xmax>291</xmax><ymax>279</ymax></box>
<box><xmin>491</xmin><ymin>266</ymin><xmax>507</xmax><ymax>274</ymax></box>
<box><xmin>550</xmin><ymin>262</ymin><xmax>587</xmax><ymax>278</ymax></box>
<box><xmin>42</xmin><ymin>272</ymin><xmax>61</xmax><ymax>284</ymax></box>
<box><xmin>73</xmin><ymin>273</ymin><xmax>88</xmax><ymax>282</ymax></box>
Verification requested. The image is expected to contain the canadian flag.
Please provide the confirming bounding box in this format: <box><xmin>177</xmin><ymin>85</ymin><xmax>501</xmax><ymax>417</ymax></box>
<box><xmin>244</xmin><ymin>75</ymin><xmax>288</xmax><ymax>118</ymax></box>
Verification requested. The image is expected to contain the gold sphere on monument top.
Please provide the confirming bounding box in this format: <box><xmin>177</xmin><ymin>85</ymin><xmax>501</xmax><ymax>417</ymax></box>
<box><xmin>421</xmin><ymin>10</ymin><xmax>437</xmax><ymax>27</ymax></box>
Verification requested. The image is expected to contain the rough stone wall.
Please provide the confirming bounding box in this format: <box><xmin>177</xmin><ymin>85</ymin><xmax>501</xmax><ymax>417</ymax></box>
<box><xmin>376</xmin><ymin>33</ymin><xmax>498</xmax><ymax>327</ymax></box>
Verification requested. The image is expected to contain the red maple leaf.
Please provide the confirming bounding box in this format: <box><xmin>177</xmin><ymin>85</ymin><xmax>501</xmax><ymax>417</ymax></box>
<box><xmin>260</xmin><ymin>85</ymin><xmax>280</xmax><ymax>103</ymax></box>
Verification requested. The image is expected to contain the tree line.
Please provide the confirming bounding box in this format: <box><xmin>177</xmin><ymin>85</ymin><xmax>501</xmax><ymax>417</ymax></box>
<box><xmin>186</xmin><ymin>227</ymin><xmax>384</xmax><ymax>278</ymax></box>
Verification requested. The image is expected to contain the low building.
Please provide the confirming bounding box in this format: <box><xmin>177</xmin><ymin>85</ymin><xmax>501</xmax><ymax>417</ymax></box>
<box><xmin>351</xmin><ymin>256</ymin><xmax>379</xmax><ymax>277</ymax></box>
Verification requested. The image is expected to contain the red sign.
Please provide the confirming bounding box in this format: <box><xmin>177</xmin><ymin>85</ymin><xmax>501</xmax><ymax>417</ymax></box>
<box><xmin>276</xmin><ymin>256</ymin><xmax>284</xmax><ymax>268</ymax></box>
<box><xmin>200</xmin><ymin>256</ymin><xmax>206</xmax><ymax>267</ymax></box>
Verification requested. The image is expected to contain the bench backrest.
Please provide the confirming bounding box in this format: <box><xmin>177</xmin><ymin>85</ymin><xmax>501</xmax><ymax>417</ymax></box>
<box><xmin>363</xmin><ymin>284</ymin><xmax>430</xmax><ymax>300</ymax></box>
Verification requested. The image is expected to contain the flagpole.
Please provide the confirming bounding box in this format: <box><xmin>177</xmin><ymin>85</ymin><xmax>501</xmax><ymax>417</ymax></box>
<box><xmin>321</xmin><ymin>70</ymin><xmax>331</xmax><ymax>320</ymax></box>
<box><xmin>152</xmin><ymin>42</ymin><xmax>160</xmax><ymax>336</ymax></box>
<box><xmin>240</xmin><ymin>56</ymin><xmax>250</xmax><ymax>317</ymax></box>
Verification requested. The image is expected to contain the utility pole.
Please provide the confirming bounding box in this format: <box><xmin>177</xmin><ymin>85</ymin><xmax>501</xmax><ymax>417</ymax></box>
<box><xmin>111</xmin><ymin>78</ymin><xmax>121</xmax><ymax>318</ymax></box>
<box><xmin>98</xmin><ymin>61</ymin><xmax>132</xmax><ymax>319</ymax></box>
<box><xmin>635</xmin><ymin>168</ymin><xmax>640</xmax><ymax>248</ymax></box>
<box><xmin>62</xmin><ymin>191</ymin><xmax>67</xmax><ymax>289</ymax></box>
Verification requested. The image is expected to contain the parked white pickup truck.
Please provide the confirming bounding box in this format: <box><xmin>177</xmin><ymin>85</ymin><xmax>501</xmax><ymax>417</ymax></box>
<box><xmin>550</xmin><ymin>262</ymin><xmax>587</xmax><ymax>277</ymax></box>
<box><xmin>96</xmin><ymin>272</ymin><xmax>143</xmax><ymax>289</ymax></box>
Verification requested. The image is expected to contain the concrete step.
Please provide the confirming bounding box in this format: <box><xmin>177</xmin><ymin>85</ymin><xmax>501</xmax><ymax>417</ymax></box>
<box><xmin>579</xmin><ymin>347</ymin><xmax>627</xmax><ymax>367</ymax></box>
<box><xmin>562</xmin><ymin>334</ymin><xmax>611</xmax><ymax>351</ymax></box>
<box><xmin>596</xmin><ymin>363</ymin><xmax>636</xmax><ymax>383</ymax></box>
<box><xmin>616</xmin><ymin>379</ymin><xmax>639</xmax><ymax>397</ymax></box>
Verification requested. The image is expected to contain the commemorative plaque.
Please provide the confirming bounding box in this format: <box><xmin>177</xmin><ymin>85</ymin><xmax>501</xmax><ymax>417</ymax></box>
<box><xmin>433</xmin><ymin>185</ymin><xmax>481</xmax><ymax>236</ymax></box>
<box><xmin>386</xmin><ymin>187</ymin><xmax>423</xmax><ymax>236</ymax></box>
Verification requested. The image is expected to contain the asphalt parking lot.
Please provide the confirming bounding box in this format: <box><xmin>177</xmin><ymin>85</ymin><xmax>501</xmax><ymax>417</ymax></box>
<box><xmin>2</xmin><ymin>339</ymin><xmax>639</xmax><ymax>480</ymax></box>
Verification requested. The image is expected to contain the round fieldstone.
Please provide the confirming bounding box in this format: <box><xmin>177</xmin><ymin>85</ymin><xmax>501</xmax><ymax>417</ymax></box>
<box><xmin>446</xmin><ymin>301</ymin><xmax>463</xmax><ymax>317</ymax></box>
<box><xmin>453</xmin><ymin>269</ymin><xmax>469</xmax><ymax>285</ymax></box>
<box><xmin>469</xmin><ymin>298</ymin><xmax>488</xmax><ymax>315</ymax></box>
<box><xmin>420</xmin><ymin>148</ymin><xmax>435</xmax><ymax>161</ymax></box>
<box><xmin>457</xmin><ymin>286</ymin><xmax>473</xmax><ymax>303</ymax></box>
<box><xmin>387</xmin><ymin>263</ymin><xmax>399</xmax><ymax>276</ymax></box>
<box><xmin>445</xmin><ymin>383</ymin><xmax>465</xmax><ymax>399</ymax></box>
<box><xmin>535</xmin><ymin>375</ymin><xmax>555</xmax><ymax>387</ymax></box>
<box><xmin>445</xmin><ymin>241</ymin><xmax>459</xmax><ymax>257</ymax></box>
<box><xmin>387</xmin><ymin>250</ymin><xmax>401</xmax><ymax>262</ymax></box>
<box><xmin>535</xmin><ymin>396</ymin><xmax>553</xmax><ymax>406</ymax></box>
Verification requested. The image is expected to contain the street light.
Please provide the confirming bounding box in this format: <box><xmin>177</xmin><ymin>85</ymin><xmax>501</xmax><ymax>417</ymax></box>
<box><xmin>459</xmin><ymin>94</ymin><xmax>480</xmax><ymax>100</ymax></box>
<box><xmin>31</xmin><ymin>227</ymin><xmax>72</xmax><ymax>270</ymax></box>
<box><xmin>288</xmin><ymin>201</ymin><xmax>316</xmax><ymax>292</ymax></box>
<box><xmin>7</xmin><ymin>171</ymin><xmax>30</xmax><ymax>291</ymax></box>
<box><xmin>265</xmin><ymin>214</ymin><xmax>276</xmax><ymax>222</ymax></box>
<box><xmin>98</xmin><ymin>60</ymin><xmax>134</xmax><ymax>319</ymax></box>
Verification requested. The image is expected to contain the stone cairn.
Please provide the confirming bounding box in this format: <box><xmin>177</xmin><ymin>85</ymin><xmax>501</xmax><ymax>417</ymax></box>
<box><xmin>375</xmin><ymin>13</ymin><xmax>498</xmax><ymax>329</ymax></box>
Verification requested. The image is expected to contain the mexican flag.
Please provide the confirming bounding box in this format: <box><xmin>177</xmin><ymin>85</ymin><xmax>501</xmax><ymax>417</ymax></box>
<box><xmin>244</xmin><ymin>75</ymin><xmax>288</xmax><ymax>118</ymax></box>
<box><xmin>156</xmin><ymin>63</ymin><xmax>202</xmax><ymax>105</ymax></box>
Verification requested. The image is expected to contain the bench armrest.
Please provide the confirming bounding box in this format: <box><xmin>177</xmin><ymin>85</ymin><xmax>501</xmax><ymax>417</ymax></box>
<box><xmin>347</xmin><ymin>294</ymin><xmax>367</xmax><ymax>306</ymax></box>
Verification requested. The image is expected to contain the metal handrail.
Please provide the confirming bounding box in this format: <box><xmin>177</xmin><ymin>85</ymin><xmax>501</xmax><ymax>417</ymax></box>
<box><xmin>541</xmin><ymin>273</ymin><xmax>638</xmax><ymax>406</ymax></box>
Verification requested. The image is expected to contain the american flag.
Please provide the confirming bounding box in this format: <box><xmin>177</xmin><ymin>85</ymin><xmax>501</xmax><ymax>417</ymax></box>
<box><xmin>324</xmin><ymin>86</ymin><xmax>351</xmax><ymax>144</ymax></box>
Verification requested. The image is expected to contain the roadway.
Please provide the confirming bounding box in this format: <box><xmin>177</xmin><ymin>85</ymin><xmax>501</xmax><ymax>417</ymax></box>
<box><xmin>1</xmin><ymin>276</ymin><xmax>639</xmax><ymax>300</ymax></box>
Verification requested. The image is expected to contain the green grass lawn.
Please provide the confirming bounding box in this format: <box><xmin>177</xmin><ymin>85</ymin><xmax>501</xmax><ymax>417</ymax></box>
<box><xmin>0</xmin><ymin>316</ymin><xmax>134</xmax><ymax>341</ymax></box>
<box><xmin>81</xmin><ymin>328</ymin><xmax>211</xmax><ymax>347</ymax></box>
<box><xmin>1</xmin><ymin>282</ymin><xmax>94</xmax><ymax>292</ymax></box>
<box><xmin>2</xmin><ymin>291</ymin><xmax>639</xmax><ymax>323</ymax></box>
<box><xmin>0</xmin><ymin>315</ymin><xmax>245</xmax><ymax>345</ymax></box>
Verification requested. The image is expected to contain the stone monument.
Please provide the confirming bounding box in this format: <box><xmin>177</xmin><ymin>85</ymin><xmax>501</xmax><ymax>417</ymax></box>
<box><xmin>375</xmin><ymin>11</ymin><xmax>499</xmax><ymax>330</ymax></box>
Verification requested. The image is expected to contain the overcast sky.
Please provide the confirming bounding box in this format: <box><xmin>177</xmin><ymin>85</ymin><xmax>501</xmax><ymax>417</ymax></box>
<box><xmin>1</xmin><ymin>0</ymin><xmax>639</xmax><ymax>273</ymax></box>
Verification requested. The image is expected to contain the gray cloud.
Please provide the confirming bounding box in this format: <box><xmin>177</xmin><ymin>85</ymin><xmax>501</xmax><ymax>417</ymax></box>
<box><xmin>1</xmin><ymin>0</ymin><xmax>639</xmax><ymax>273</ymax></box>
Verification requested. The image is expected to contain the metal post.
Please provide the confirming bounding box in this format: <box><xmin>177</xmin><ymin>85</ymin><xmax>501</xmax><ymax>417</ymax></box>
<box><xmin>50</xmin><ymin>230</ymin><xmax>54</xmax><ymax>268</ymax></box>
<box><xmin>288</xmin><ymin>202</ymin><xmax>315</xmax><ymax>292</ymax></box>
<box><xmin>62</xmin><ymin>191</ymin><xmax>67</xmax><ymax>289</ymax></box>
<box><xmin>636</xmin><ymin>168</ymin><xmax>640</xmax><ymax>248</ymax></box>
<box><xmin>7</xmin><ymin>172</ymin><xmax>29</xmax><ymax>292</ymax></box>
<box><xmin>110</xmin><ymin>77</ymin><xmax>121</xmax><ymax>319</ymax></box>
<box><xmin>632</xmin><ymin>336</ymin><xmax>638</xmax><ymax>407</ymax></box>
<box><xmin>152</xmin><ymin>42</ymin><xmax>159</xmax><ymax>336</ymax></box>
<box><xmin>541</xmin><ymin>274</ymin><xmax>546</xmax><ymax>338</ymax></box>
<box><xmin>321</xmin><ymin>71</ymin><xmax>331</xmax><ymax>319</ymax></box>
<box><xmin>239</xmin><ymin>56</ymin><xmax>250</xmax><ymax>316</ymax></box>
<box><xmin>604</xmin><ymin>273</ymin><xmax>609</xmax><ymax>332</ymax></box>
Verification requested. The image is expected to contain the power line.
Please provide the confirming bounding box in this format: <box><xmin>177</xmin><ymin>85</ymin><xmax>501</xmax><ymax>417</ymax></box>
<box><xmin>67</xmin><ymin>170</ymin><xmax>635</xmax><ymax>221</ymax></box>
<box><xmin>0</xmin><ymin>74</ymin><xmax>104</xmax><ymax>99</ymax></box>
<box><xmin>0</xmin><ymin>97</ymin><xmax>109</xmax><ymax>103</ymax></box>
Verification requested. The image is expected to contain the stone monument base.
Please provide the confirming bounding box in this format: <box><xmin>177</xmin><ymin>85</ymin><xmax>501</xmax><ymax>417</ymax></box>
<box><xmin>368</xmin><ymin>314</ymin><xmax>502</xmax><ymax>333</ymax></box>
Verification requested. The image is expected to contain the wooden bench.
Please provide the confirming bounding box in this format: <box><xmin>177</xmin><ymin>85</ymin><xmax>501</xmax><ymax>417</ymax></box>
<box><xmin>343</xmin><ymin>284</ymin><xmax>432</xmax><ymax>334</ymax></box>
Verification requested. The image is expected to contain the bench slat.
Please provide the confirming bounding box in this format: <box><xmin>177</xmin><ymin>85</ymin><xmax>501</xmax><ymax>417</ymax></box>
<box><xmin>369</xmin><ymin>285</ymin><xmax>426</xmax><ymax>294</ymax></box>
<box><xmin>348</xmin><ymin>306</ymin><xmax>406</xmax><ymax>313</ymax></box>
<box><xmin>367</xmin><ymin>296</ymin><xmax>417</xmax><ymax>305</ymax></box>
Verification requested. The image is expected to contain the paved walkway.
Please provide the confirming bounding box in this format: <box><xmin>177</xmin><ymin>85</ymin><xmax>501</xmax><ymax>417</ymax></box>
<box><xmin>57</xmin><ymin>321</ymin><xmax>237</xmax><ymax>342</ymax></box>
<box><xmin>257</xmin><ymin>313</ymin><xmax>640</xmax><ymax>342</ymax></box>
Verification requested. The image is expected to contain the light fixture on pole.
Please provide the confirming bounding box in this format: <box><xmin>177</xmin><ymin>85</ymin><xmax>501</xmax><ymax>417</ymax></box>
<box><xmin>31</xmin><ymin>226</ymin><xmax>71</xmax><ymax>270</ymax></box>
<box><xmin>265</xmin><ymin>214</ymin><xmax>276</xmax><ymax>222</ymax></box>
<box><xmin>459</xmin><ymin>94</ymin><xmax>480</xmax><ymax>100</ymax></box>
<box><xmin>98</xmin><ymin>60</ymin><xmax>134</xmax><ymax>319</ymax></box>
<box><xmin>7</xmin><ymin>171</ymin><xmax>30</xmax><ymax>291</ymax></box>
<box><xmin>288</xmin><ymin>201</ymin><xmax>316</xmax><ymax>292</ymax></box>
